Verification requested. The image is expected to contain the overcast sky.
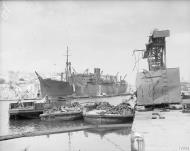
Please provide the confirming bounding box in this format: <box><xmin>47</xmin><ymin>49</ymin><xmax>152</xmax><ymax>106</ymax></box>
<box><xmin>0</xmin><ymin>1</ymin><xmax>190</xmax><ymax>84</ymax></box>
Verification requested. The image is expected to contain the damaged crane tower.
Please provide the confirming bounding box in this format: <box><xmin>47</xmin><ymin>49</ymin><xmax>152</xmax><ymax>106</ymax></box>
<box><xmin>136</xmin><ymin>29</ymin><xmax>181</xmax><ymax>108</ymax></box>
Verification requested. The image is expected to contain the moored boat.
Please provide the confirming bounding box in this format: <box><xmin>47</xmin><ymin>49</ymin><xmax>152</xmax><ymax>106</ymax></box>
<box><xmin>40</xmin><ymin>102</ymin><xmax>83</xmax><ymax>121</ymax></box>
<box><xmin>40</xmin><ymin>110</ymin><xmax>82</xmax><ymax>121</ymax></box>
<box><xmin>9</xmin><ymin>100</ymin><xmax>44</xmax><ymax>119</ymax></box>
<box><xmin>83</xmin><ymin>111</ymin><xmax>134</xmax><ymax>125</ymax></box>
<box><xmin>83</xmin><ymin>101</ymin><xmax>135</xmax><ymax>124</ymax></box>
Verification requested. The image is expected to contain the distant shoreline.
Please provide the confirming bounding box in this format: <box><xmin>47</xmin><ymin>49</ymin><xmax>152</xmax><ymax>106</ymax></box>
<box><xmin>0</xmin><ymin>93</ymin><xmax>132</xmax><ymax>102</ymax></box>
<box><xmin>0</xmin><ymin>98</ymin><xmax>40</xmax><ymax>101</ymax></box>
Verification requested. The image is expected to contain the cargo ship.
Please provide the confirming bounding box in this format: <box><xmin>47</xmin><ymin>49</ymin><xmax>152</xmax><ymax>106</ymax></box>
<box><xmin>35</xmin><ymin>47</ymin><xmax>127</xmax><ymax>98</ymax></box>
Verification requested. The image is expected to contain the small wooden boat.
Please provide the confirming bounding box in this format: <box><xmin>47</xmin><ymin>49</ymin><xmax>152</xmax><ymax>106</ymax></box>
<box><xmin>83</xmin><ymin>110</ymin><xmax>134</xmax><ymax>124</ymax></box>
<box><xmin>9</xmin><ymin>101</ymin><xmax>44</xmax><ymax>119</ymax></box>
<box><xmin>40</xmin><ymin>110</ymin><xmax>83</xmax><ymax>121</ymax></box>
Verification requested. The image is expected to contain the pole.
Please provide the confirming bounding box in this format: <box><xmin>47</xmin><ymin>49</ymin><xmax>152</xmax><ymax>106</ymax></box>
<box><xmin>66</xmin><ymin>46</ymin><xmax>69</xmax><ymax>82</ymax></box>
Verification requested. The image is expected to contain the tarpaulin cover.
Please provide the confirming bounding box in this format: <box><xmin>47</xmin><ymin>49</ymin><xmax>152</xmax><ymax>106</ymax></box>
<box><xmin>136</xmin><ymin>68</ymin><xmax>181</xmax><ymax>105</ymax></box>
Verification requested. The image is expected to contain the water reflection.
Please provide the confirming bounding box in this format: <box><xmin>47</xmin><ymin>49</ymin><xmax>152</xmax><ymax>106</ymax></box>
<box><xmin>0</xmin><ymin>128</ymin><xmax>132</xmax><ymax>151</ymax></box>
<box><xmin>84</xmin><ymin>126</ymin><xmax>131</xmax><ymax>138</ymax></box>
<box><xmin>9</xmin><ymin>119</ymin><xmax>86</xmax><ymax>134</ymax></box>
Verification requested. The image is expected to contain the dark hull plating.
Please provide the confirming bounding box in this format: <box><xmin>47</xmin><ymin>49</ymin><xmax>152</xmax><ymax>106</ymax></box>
<box><xmin>83</xmin><ymin>114</ymin><xmax>134</xmax><ymax>124</ymax></box>
<box><xmin>9</xmin><ymin>109</ymin><xmax>43</xmax><ymax>119</ymax></box>
<box><xmin>38</xmin><ymin>78</ymin><xmax>127</xmax><ymax>98</ymax></box>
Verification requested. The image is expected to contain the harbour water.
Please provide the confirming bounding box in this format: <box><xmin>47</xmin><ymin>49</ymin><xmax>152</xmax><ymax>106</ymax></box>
<box><xmin>0</xmin><ymin>129</ymin><xmax>131</xmax><ymax>151</ymax></box>
<box><xmin>0</xmin><ymin>96</ymin><xmax>132</xmax><ymax>151</ymax></box>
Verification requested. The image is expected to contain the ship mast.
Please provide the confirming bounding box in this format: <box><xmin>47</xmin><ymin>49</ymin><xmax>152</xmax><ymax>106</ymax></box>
<box><xmin>66</xmin><ymin>46</ymin><xmax>69</xmax><ymax>82</ymax></box>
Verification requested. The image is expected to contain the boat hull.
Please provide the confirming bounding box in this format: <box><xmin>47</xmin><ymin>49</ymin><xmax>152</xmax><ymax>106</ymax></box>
<box><xmin>83</xmin><ymin>113</ymin><xmax>134</xmax><ymax>125</ymax></box>
<box><xmin>9</xmin><ymin>109</ymin><xmax>43</xmax><ymax>119</ymax></box>
<box><xmin>9</xmin><ymin>101</ymin><xmax>45</xmax><ymax>119</ymax></box>
<box><xmin>40</xmin><ymin>111</ymin><xmax>83</xmax><ymax>121</ymax></box>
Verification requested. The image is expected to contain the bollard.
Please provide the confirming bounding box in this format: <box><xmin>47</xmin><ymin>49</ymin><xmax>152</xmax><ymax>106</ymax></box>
<box><xmin>131</xmin><ymin>131</ymin><xmax>145</xmax><ymax>151</ymax></box>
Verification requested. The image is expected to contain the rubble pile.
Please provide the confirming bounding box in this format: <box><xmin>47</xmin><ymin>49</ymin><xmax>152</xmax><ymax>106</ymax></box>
<box><xmin>111</xmin><ymin>102</ymin><xmax>133</xmax><ymax>115</ymax></box>
<box><xmin>68</xmin><ymin>102</ymin><xmax>81</xmax><ymax>108</ymax></box>
<box><xmin>44</xmin><ymin>102</ymin><xmax>82</xmax><ymax>114</ymax></box>
<box><xmin>96</xmin><ymin>102</ymin><xmax>114</xmax><ymax>110</ymax></box>
<box><xmin>95</xmin><ymin>102</ymin><xmax>133</xmax><ymax>115</ymax></box>
<box><xmin>58</xmin><ymin>102</ymin><xmax>81</xmax><ymax>112</ymax></box>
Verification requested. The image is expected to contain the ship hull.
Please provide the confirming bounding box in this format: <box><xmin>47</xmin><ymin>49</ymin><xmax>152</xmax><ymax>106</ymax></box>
<box><xmin>74</xmin><ymin>83</ymin><xmax>127</xmax><ymax>97</ymax></box>
<box><xmin>36</xmin><ymin>72</ymin><xmax>73</xmax><ymax>98</ymax></box>
<box><xmin>101</xmin><ymin>84</ymin><xmax>127</xmax><ymax>96</ymax></box>
<box><xmin>36</xmin><ymin>72</ymin><xmax>127</xmax><ymax>98</ymax></box>
<box><xmin>38</xmin><ymin>79</ymin><xmax>127</xmax><ymax>98</ymax></box>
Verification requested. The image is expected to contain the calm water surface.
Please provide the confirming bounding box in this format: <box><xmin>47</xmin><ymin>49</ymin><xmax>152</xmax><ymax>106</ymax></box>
<box><xmin>0</xmin><ymin>129</ymin><xmax>131</xmax><ymax>151</ymax></box>
<box><xmin>0</xmin><ymin>96</ymin><xmax>132</xmax><ymax>151</ymax></box>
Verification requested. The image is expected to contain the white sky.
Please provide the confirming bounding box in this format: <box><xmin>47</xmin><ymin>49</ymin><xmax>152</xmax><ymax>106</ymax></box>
<box><xmin>0</xmin><ymin>1</ymin><xmax>190</xmax><ymax>84</ymax></box>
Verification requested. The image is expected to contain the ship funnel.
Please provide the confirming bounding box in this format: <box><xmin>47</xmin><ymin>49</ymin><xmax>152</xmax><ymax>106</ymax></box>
<box><xmin>94</xmin><ymin>68</ymin><xmax>100</xmax><ymax>74</ymax></box>
<box><xmin>94</xmin><ymin>68</ymin><xmax>101</xmax><ymax>79</ymax></box>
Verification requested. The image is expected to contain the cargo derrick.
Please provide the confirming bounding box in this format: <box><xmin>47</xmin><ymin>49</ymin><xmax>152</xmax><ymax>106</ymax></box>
<box><xmin>136</xmin><ymin>30</ymin><xmax>181</xmax><ymax>107</ymax></box>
